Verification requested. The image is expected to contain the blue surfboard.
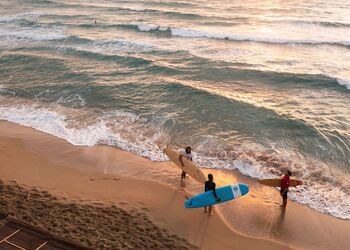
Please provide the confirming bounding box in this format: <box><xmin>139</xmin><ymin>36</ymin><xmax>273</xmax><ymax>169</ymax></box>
<box><xmin>184</xmin><ymin>184</ymin><xmax>249</xmax><ymax>208</ymax></box>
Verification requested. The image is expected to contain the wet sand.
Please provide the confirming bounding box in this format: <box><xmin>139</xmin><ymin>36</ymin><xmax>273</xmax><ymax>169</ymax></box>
<box><xmin>0</xmin><ymin>121</ymin><xmax>285</xmax><ymax>249</ymax></box>
<box><xmin>0</xmin><ymin>120</ymin><xmax>349</xmax><ymax>249</ymax></box>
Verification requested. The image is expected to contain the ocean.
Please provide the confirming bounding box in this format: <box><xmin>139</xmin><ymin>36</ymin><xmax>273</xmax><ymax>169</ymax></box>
<box><xmin>0</xmin><ymin>0</ymin><xmax>349</xmax><ymax>219</ymax></box>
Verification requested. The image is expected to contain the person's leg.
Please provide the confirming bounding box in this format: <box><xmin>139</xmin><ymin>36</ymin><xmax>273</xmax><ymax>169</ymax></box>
<box><xmin>181</xmin><ymin>171</ymin><xmax>185</xmax><ymax>180</ymax></box>
<box><xmin>280</xmin><ymin>190</ymin><xmax>285</xmax><ymax>207</ymax></box>
<box><xmin>204</xmin><ymin>206</ymin><xmax>207</xmax><ymax>213</ymax></box>
<box><xmin>281</xmin><ymin>192</ymin><xmax>287</xmax><ymax>208</ymax></box>
<box><xmin>208</xmin><ymin>205</ymin><xmax>213</xmax><ymax>215</ymax></box>
<box><xmin>282</xmin><ymin>194</ymin><xmax>288</xmax><ymax>208</ymax></box>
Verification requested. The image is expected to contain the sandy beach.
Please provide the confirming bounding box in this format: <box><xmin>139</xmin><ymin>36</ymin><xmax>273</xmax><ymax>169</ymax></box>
<box><xmin>0</xmin><ymin>120</ymin><xmax>349</xmax><ymax>249</ymax></box>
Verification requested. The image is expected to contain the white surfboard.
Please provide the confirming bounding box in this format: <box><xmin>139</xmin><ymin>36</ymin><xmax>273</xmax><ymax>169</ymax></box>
<box><xmin>163</xmin><ymin>147</ymin><xmax>206</xmax><ymax>183</ymax></box>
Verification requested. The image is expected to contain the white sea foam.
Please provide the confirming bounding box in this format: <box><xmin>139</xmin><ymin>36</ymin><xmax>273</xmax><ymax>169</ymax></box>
<box><xmin>0</xmin><ymin>11</ymin><xmax>66</xmax><ymax>42</ymax></box>
<box><xmin>137</xmin><ymin>24</ymin><xmax>170</xmax><ymax>32</ymax></box>
<box><xmin>56</xmin><ymin>94</ymin><xmax>86</xmax><ymax>108</ymax></box>
<box><xmin>55</xmin><ymin>39</ymin><xmax>154</xmax><ymax>56</ymax></box>
<box><xmin>91</xmin><ymin>39</ymin><xmax>153</xmax><ymax>53</ymax></box>
<box><xmin>0</xmin><ymin>28</ymin><xmax>67</xmax><ymax>41</ymax></box>
<box><xmin>198</xmin><ymin>150</ymin><xmax>350</xmax><ymax>220</ymax></box>
<box><xmin>0</xmin><ymin>105</ymin><xmax>167</xmax><ymax>161</ymax></box>
<box><xmin>337</xmin><ymin>79</ymin><xmax>350</xmax><ymax>90</ymax></box>
<box><xmin>0</xmin><ymin>12</ymin><xmax>43</xmax><ymax>22</ymax></box>
<box><xmin>134</xmin><ymin>24</ymin><xmax>350</xmax><ymax>47</ymax></box>
<box><xmin>0</xmin><ymin>86</ymin><xmax>16</xmax><ymax>96</ymax></box>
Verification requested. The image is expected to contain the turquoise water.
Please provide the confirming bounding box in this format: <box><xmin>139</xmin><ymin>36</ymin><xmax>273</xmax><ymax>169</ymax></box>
<box><xmin>0</xmin><ymin>0</ymin><xmax>349</xmax><ymax>219</ymax></box>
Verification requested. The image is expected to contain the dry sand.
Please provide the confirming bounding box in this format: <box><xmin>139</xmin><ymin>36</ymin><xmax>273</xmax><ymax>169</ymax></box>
<box><xmin>0</xmin><ymin>120</ymin><xmax>349</xmax><ymax>249</ymax></box>
<box><xmin>0</xmin><ymin>179</ymin><xmax>196</xmax><ymax>249</ymax></box>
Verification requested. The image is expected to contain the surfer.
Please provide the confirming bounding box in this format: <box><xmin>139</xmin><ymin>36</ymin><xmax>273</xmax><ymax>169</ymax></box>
<box><xmin>204</xmin><ymin>174</ymin><xmax>220</xmax><ymax>215</ymax></box>
<box><xmin>179</xmin><ymin>146</ymin><xmax>192</xmax><ymax>181</ymax></box>
<box><xmin>280</xmin><ymin>170</ymin><xmax>292</xmax><ymax>208</ymax></box>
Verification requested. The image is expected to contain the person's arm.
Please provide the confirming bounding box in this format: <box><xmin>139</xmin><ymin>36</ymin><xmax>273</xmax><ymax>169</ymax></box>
<box><xmin>179</xmin><ymin>154</ymin><xmax>184</xmax><ymax>166</ymax></box>
<box><xmin>212</xmin><ymin>183</ymin><xmax>220</xmax><ymax>201</ymax></box>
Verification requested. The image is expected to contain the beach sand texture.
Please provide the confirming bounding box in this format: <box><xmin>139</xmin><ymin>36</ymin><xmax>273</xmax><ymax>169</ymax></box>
<box><xmin>0</xmin><ymin>121</ymin><xmax>349</xmax><ymax>249</ymax></box>
<box><xmin>0</xmin><ymin>179</ymin><xmax>196</xmax><ymax>249</ymax></box>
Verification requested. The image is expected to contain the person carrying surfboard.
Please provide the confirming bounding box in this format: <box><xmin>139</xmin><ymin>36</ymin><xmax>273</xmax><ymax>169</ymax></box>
<box><xmin>179</xmin><ymin>146</ymin><xmax>193</xmax><ymax>181</ymax></box>
<box><xmin>204</xmin><ymin>174</ymin><xmax>220</xmax><ymax>215</ymax></box>
<box><xmin>280</xmin><ymin>170</ymin><xmax>292</xmax><ymax>208</ymax></box>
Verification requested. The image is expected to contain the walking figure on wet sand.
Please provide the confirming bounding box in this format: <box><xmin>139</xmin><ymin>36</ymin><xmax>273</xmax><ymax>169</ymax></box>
<box><xmin>179</xmin><ymin>146</ymin><xmax>192</xmax><ymax>181</ymax></box>
<box><xmin>280</xmin><ymin>170</ymin><xmax>292</xmax><ymax>208</ymax></box>
<box><xmin>204</xmin><ymin>174</ymin><xmax>220</xmax><ymax>216</ymax></box>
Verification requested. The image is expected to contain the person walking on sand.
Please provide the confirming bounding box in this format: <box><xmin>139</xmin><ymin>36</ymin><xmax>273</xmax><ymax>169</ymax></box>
<box><xmin>204</xmin><ymin>174</ymin><xmax>220</xmax><ymax>216</ymax></box>
<box><xmin>280</xmin><ymin>170</ymin><xmax>292</xmax><ymax>208</ymax></box>
<box><xmin>179</xmin><ymin>146</ymin><xmax>192</xmax><ymax>181</ymax></box>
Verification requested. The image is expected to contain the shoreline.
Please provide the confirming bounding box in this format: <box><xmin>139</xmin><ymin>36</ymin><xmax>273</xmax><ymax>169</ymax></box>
<box><xmin>0</xmin><ymin>120</ymin><xmax>349</xmax><ymax>249</ymax></box>
<box><xmin>0</xmin><ymin>120</ymin><xmax>285</xmax><ymax>249</ymax></box>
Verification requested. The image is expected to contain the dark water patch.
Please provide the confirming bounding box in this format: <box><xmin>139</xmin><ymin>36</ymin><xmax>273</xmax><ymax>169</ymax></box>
<box><xmin>115</xmin><ymin>0</ymin><xmax>199</xmax><ymax>8</ymax></box>
<box><xmin>63</xmin><ymin>35</ymin><xmax>93</xmax><ymax>44</ymax></box>
<box><xmin>142</xmin><ymin>82</ymin><xmax>350</xmax><ymax>167</ymax></box>
<box><xmin>23</xmin><ymin>0</ymin><xmax>59</xmax><ymax>5</ymax></box>
<box><xmin>12</xmin><ymin>41</ymin><xmax>350</xmax><ymax>93</ymax></box>
<box><xmin>41</xmin><ymin>14</ymin><xmax>93</xmax><ymax>20</ymax></box>
<box><xmin>185</xmin><ymin>65</ymin><xmax>350</xmax><ymax>92</ymax></box>
<box><xmin>284</xmin><ymin>19</ymin><xmax>350</xmax><ymax>28</ymax></box>
<box><xmin>105</xmin><ymin>6</ymin><xmax>205</xmax><ymax>20</ymax></box>
<box><xmin>12</xmin><ymin>45</ymin><xmax>185</xmax><ymax>78</ymax></box>
<box><xmin>0</xmin><ymin>53</ymin><xmax>94</xmax><ymax>85</ymax></box>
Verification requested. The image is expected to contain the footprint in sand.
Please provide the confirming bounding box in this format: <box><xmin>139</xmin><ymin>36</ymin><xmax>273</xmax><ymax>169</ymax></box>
<box><xmin>140</xmin><ymin>207</ymin><xmax>149</xmax><ymax>212</ymax></box>
<box><xmin>89</xmin><ymin>177</ymin><xmax>120</xmax><ymax>182</ymax></box>
<box><xmin>103</xmin><ymin>177</ymin><xmax>120</xmax><ymax>181</ymax></box>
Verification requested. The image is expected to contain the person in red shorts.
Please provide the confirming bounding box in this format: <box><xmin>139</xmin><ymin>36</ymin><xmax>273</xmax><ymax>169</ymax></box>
<box><xmin>280</xmin><ymin>170</ymin><xmax>292</xmax><ymax>208</ymax></box>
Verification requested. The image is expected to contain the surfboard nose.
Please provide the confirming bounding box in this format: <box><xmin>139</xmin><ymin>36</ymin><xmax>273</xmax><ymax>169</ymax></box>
<box><xmin>184</xmin><ymin>198</ymin><xmax>193</xmax><ymax>208</ymax></box>
<box><xmin>239</xmin><ymin>184</ymin><xmax>249</xmax><ymax>195</ymax></box>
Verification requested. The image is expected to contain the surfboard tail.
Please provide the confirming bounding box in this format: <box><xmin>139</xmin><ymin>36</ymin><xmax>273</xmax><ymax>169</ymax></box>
<box><xmin>239</xmin><ymin>184</ymin><xmax>249</xmax><ymax>196</ymax></box>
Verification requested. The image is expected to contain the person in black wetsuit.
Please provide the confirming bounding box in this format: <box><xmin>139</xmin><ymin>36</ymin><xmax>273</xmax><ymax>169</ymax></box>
<box><xmin>204</xmin><ymin>174</ymin><xmax>220</xmax><ymax>215</ymax></box>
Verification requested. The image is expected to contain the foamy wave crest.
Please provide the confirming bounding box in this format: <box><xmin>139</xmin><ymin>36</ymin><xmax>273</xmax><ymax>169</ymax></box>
<box><xmin>0</xmin><ymin>28</ymin><xmax>67</xmax><ymax>41</ymax></box>
<box><xmin>131</xmin><ymin>24</ymin><xmax>350</xmax><ymax>48</ymax></box>
<box><xmin>136</xmin><ymin>24</ymin><xmax>171</xmax><ymax>32</ymax></box>
<box><xmin>289</xmin><ymin>19</ymin><xmax>350</xmax><ymax>28</ymax></box>
<box><xmin>0</xmin><ymin>12</ymin><xmax>43</xmax><ymax>23</ymax></box>
<box><xmin>77</xmin><ymin>39</ymin><xmax>154</xmax><ymax>54</ymax></box>
<box><xmin>337</xmin><ymin>79</ymin><xmax>350</xmax><ymax>90</ymax></box>
<box><xmin>0</xmin><ymin>105</ymin><xmax>167</xmax><ymax>161</ymax></box>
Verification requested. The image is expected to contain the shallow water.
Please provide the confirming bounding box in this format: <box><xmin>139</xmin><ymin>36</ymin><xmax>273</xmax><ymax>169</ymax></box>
<box><xmin>0</xmin><ymin>0</ymin><xmax>349</xmax><ymax>219</ymax></box>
